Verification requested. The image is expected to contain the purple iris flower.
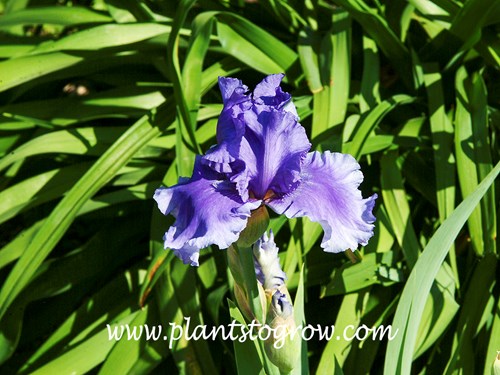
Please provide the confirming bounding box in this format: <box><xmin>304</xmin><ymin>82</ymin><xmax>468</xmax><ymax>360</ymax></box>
<box><xmin>154</xmin><ymin>74</ymin><xmax>376</xmax><ymax>266</ymax></box>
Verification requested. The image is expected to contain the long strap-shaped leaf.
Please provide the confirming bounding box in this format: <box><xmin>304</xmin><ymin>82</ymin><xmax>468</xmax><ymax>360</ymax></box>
<box><xmin>0</xmin><ymin>105</ymin><xmax>172</xmax><ymax>320</ymax></box>
<box><xmin>166</xmin><ymin>0</ymin><xmax>201</xmax><ymax>161</ymax></box>
<box><xmin>323</xmin><ymin>0</ymin><xmax>412</xmax><ymax>88</ymax></box>
<box><xmin>344</xmin><ymin>94</ymin><xmax>415</xmax><ymax>159</ymax></box>
<box><xmin>383</xmin><ymin>161</ymin><xmax>500</xmax><ymax>375</ymax></box>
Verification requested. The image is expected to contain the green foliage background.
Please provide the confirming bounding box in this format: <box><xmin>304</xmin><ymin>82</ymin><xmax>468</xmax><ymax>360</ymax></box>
<box><xmin>0</xmin><ymin>0</ymin><xmax>499</xmax><ymax>373</ymax></box>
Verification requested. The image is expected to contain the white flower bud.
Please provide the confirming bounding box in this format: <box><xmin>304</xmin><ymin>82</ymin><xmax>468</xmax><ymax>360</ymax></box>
<box><xmin>492</xmin><ymin>352</ymin><xmax>500</xmax><ymax>375</ymax></box>
<box><xmin>253</xmin><ymin>230</ymin><xmax>286</xmax><ymax>291</ymax></box>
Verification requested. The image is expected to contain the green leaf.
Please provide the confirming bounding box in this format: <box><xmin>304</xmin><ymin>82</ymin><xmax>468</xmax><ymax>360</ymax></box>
<box><xmin>0</xmin><ymin>127</ymin><xmax>124</xmax><ymax>172</ymax></box>
<box><xmin>321</xmin><ymin>252</ymin><xmax>398</xmax><ymax>296</ymax></box>
<box><xmin>298</xmin><ymin>28</ymin><xmax>322</xmax><ymax>93</ymax></box>
<box><xmin>1</xmin><ymin>88</ymin><xmax>166</xmax><ymax>127</ymax></box>
<box><xmin>22</xmin><ymin>267</ymin><xmax>143</xmax><ymax>372</ymax></box>
<box><xmin>413</xmin><ymin>264</ymin><xmax>459</xmax><ymax>358</ymax></box>
<box><xmin>228</xmin><ymin>300</ymin><xmax>264</xmax><ymax>375</ymax></box>
<box><xmin>317</xmin><ymin>291</ymin><xmax>369</xmax><ymax>371</ymax></box>
<box><xmin>443</xmin><ymin>254</ymin><xmax>497</xmax><ymax>374</ymax></box>
<box><xmin>28</xmin><ymin>312</ymin><xmax>139</xmax><ymax>375</ymax></box>
<box><xmin>0</xmin><ymin>105</ymin><xmax>173</xmax><ymax>320</ymax></box>
<box><xmin>0</xmin><ymin>163</ymin><xmax>89</xmax><ymax>224</ymax></box>
<box><xmin>384</xmin><ymin>161</ymin><xmax>500</xmax><ymax>375</ymax></box>
<box><xmin>0</xmin><ymin>23</ymin><xmax>172</xmax><ymax>92</ymax></box>
<box><xmin>423</xmin><ymin>63</ymin><xmax>455</xmax><ymax>223</ymax></box>
<box><xmin>311</xmin><ymin>9</ymin><xmax>351</xmax><ymax>139</ymax></box>
<box><xmin>423</xmin><ymin>62</ymin><xmax>458</xmax><ymax>284</ymax></box>
<box><xmin>291</xmin><ymin>266</ymin><xmax>309</xmax><ymax>375</ymax></box>
<box><xmin>99</xmin><ymin>305</ymin><xmax>167</xmax><ymax>375</ymax></box>
<box><xmin>360</xmin><ymin>36</ymin><xmax>380</xmax><ymax>112</ymax></box>
<box><xmin>30</xmin><ymin>24</ymin><xmax>170</xmax><ymax>54</ymax></box>
<box><xmin>323</xmin><ymin>0</ymin><xmax>412</xmax><ymax>88</ymax></box>
<box><xmin>420</xmin><ymin>0</ymin><xmax>499</xmax><ymax>65</ymax></box>
<box><xmin>345</xmin><ymin>95</ymin><xmax>415</xmax><ymax>159</ymax></box>
<box><xmin>0</xmin><ymin>6</ymin><xmax>112</xmax><ymax>27</ymax></box>
<box><xmin>166</xmin><ymin>0</ymin><xmax>201</xmax><ymax>172</ymax></box>
<box><xmin>484</xmin><ymin>298</ymin><xmax>500</xmax><ymax>375</ymax></box>
<box><xmin>380</xmin><ymin>152</ymin><xmax>420</xmax><ymax>267</ymax></box>
<box><xmin>215</xmin><ymin>12</ymin><xmax>298</xmax><ymax>77</ymax></box>
<box><xmin>454</xmin><ymin>67</ymin><xmax>496</xmax><ymax>255</ymax></box>
<box><xmin>139</xmin><ymin>251</ymin><xmax>173</xmax><ymax>307</ymax></box>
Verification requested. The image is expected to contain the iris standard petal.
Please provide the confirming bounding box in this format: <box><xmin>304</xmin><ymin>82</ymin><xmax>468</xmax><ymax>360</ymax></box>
<box><xmin>238</xmin><ymin>108</ymin><xmax>311</xmax><ymax>198</ymax></box>
<box><xmin>203</xmin><ymin>109</ymin><xmax>246</xmax><ymax>174</ymax></box>
<box><xmin>253</xmin><ymin>73</ymin><xmax>291</xmax><ymax>109</ymax></box>
<box><xmin>154</xmin><ymin>157</ymin><xmax>261</xmax><ymax>266</ymax></box>
<box><xmin>203</xmin><ymin>78</ymin><xmax>250</xmax><ymax>174</ymax></box>
<box><xmin>218</xmin><ymin>76</ymin><xmax>249</xmax><ymax>106</ymax></box>
<box><xmin>203</xmin><ymin>74</ymin><xmax>301</xmax><ymax>184</ymax></box>
<box><xmin>267</xmin><ymin>151</ymin><xmax>377</xmax><ymax>253</ymax></box>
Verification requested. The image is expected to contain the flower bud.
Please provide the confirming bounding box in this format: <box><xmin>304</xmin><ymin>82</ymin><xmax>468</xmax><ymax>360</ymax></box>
<box><xmin>492</xmin><ymin>352</ymin><xmax>500</xmax><ymax>375</ymax></box>
<box><xmin>264</xmin><ymin>291</ymin><xmax>300</xmax><ymax>373</ymax></box>
<box><xmin>253</xmin><ymin>230</ymin><xmax>286</xmax><ymax>291</ymax></box>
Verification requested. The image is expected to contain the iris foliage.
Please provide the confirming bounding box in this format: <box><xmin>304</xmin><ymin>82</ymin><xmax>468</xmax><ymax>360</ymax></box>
<box><xmin>0</xmin><ymin>0</ymin><xmax>498</xmax><ymax>374</ymax></box>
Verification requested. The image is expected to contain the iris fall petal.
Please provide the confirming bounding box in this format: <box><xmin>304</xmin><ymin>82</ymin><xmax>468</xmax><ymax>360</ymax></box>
<box><xmin>267</xmin><ymin>151</ymin><xmax>377</xmax><ymax>253</ymax></box>
<box><xmin>154</xmin><ymin>157</ymin><xmax>261</xmax><ymax>265</ymax></box>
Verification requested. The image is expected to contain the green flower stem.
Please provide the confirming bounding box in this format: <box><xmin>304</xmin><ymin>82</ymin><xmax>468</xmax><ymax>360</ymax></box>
<box><xmin>235</xmin><ymin>243</ymin><xmax>263</xmax><ymax>321</ymax></box>
<box><xmin>231</xmin><ymin>243</ymin><xmax>280</xmax><ymax>375</ymax></box>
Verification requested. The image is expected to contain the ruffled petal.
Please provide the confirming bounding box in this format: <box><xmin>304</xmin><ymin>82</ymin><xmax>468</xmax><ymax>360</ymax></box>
<box><xmin>172</xmin><ymin>244</ymin><xmax>200</xmax><ymax>267</ymax></box>
<box><xmin>253</xmin><ymin>73</ymin><xmax>291</xmax><ymax>109</ymax></box>
<box><xmin>202</xmin><ymin>108</ymin><xmax>246</xmax><ymax>174</ymax></box>
<box><xmin>218</xmin><ymin>76</ymin><xmax>249</xmax><ymax>107</ymax></box>
<box><xmin>154</xmin><ymin>157</ymin><xmax>261</xmax><ymax>266</ymax></box>
<box><xmin>203</xmin><ymin>74</ymin><xmax>302</xmax><ymax>183</ymax></box>
<box><xmin>267</xmin><ymin>151</ymin><xmax>377</xmax><ymax>253</ymax></box>
<box><xmin>203</xmin><ymin>78</ymin><xmax>250</xmax><ymax>174</ymax></box>
<box><xmin>238</xmin><ymin>108</ymin><xmax>311</xmax><ymax>198</ymax></box>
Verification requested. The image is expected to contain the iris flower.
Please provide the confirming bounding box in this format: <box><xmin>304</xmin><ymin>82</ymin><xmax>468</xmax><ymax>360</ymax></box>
<box><xmin>154</xmin><ymin>74</ymin><xmax>376</xmax><ymax>266</ymax></box>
